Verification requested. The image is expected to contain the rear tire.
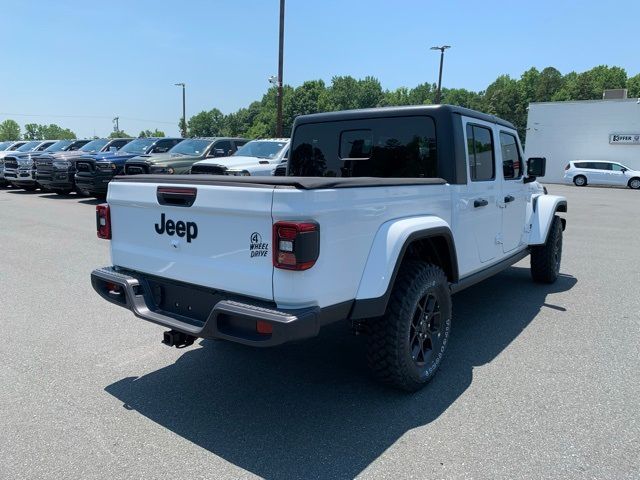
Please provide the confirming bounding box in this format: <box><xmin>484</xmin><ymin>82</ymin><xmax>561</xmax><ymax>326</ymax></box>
<box><xmin>367</xmin><ymin>261</ymin><xmax>452</xmax><ymax>392</ymax></box>
<box><xmin>629</xmin><ymin>178</ymin><xmax>640</xmax><ymax>190</ymax></box>
<box><xmin>531</xmin><ymin>215</ymin><xmax>563</xmax><ymax>284</ymax></box>
<box><xmin>573</xmin><ymin>175</ymin><xmax>587</xmax><ymax>187</ymax></box>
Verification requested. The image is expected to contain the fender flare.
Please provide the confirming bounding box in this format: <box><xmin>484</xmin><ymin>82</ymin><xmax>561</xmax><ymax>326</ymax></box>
<box><xmin>350</xmin><ymin>216</ymin><xmax>458</xmax><ymax>320</ymax></box>
<box><xmin>529</xmin><ymin>194</ymin><xmax>567</xmax><ymax>246</ymax></box>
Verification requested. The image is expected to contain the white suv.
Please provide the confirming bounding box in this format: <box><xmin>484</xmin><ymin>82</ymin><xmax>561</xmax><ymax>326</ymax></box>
<box><xmin>564</xmin><ymin>161</ymin><xmax>640</xmax><ymax>189</ymax></box>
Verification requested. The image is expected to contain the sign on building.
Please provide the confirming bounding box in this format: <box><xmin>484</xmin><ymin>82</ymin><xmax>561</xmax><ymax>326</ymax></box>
<box><xmin>609</xmin><ymin>134</ymin><xmax>640</xmax><ymax>145</ymax></box>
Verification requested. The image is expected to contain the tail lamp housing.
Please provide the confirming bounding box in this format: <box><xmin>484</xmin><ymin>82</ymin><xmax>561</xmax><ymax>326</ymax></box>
<box><xmin>273</xmin><ymin>221</ymin><xmax>319</xmax><ymax>270</ymax></box>
<box><xmin>96</xmin><ymin>203</ymin><xmax>111</xmax><ymax>239</ymax></box>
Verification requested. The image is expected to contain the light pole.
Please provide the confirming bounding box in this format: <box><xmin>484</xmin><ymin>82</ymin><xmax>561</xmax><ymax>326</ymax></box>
<box><xmin>430</xmin><ymin>45</ymin><xmax>451</xmax><ymax>104</ymax></box>
<box><xmin>112</xmin><ymin>116</ymin><xmax>119</xmax><ymax>133</ymax></box>
<box><xmin>276</xmin><ymin>0</ymin><xmax>285</xmax><ymax>137</ymax></box>
<box><xmin>175</xmin><ymin>83</ymin><xmax>186</xmax><ymax>137</ymax></box>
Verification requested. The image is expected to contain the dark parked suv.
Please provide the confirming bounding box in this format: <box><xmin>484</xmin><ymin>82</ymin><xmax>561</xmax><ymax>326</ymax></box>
<box><xmin>36</xmin><ymin>138</ymin><xmax>131</xmax><ymax>194</ymax></box>
<box><xmin>75</xmin><ymin>137</ymin><xmax>183</xmax><ymax>197</ymax></box>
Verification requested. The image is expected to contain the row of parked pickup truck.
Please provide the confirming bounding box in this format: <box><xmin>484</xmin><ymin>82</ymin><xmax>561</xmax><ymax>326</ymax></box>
<box><xmin>0</xmin><ymin>136</ymin><xmax>290</xmax><ymax>196</ymax></box>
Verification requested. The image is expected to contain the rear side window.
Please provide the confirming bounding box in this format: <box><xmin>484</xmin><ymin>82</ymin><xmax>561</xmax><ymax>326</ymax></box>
<box><xmin>499</xmin><ymin>132</ymin><xmax>522</xmax><ymax>179</ymax></box>
<box><xmin>466</xmin><ymin>124</ymin><xmax>495</xmax><ymax>181</ymax></box>
<box><xmin>289</xmin><ymin>116</ymin><xmax>437</xmax><ymax>178</ymax></box>
<box><xmin>574</xmin><ymin>162</ymin><xmax>590</xmax><ymax>169</ymax></box>
<box><xmin>594</xmin><ymin>162</ymin><xmax>612</xmax><ymax>170</ymax></box>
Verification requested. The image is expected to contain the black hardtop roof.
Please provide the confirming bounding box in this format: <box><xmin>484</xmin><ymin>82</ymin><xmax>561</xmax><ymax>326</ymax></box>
<box><xmin>294</xmin><ymin>104</ymin><xmax>516</xmax><ymax>130</ymax></box>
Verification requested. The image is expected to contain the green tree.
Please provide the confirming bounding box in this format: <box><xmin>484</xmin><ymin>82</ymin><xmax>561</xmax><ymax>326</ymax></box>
<box><xmin>627</xmin><ymin>74</ymin><xmax>640</xmax><ymax>98</ymax></box>
<box><xmin>178</xmin><ymin>118</ymin><xmax>187</xmax><ymax>137</ymax></box>
<box><xmin>23</xmin><ymin>123</ymin><xmax>76</xmax><ymax>140</ymax></box>
<box><xmin>441</xmin><ymin>88</ymin><xmax>485</xmax><ymax>110</ymax></box>
<box><xmin>139</xmin><ymin>129</ymin><xmax>166</xmax><ymax>138</ymax></box>
<box><xmin>535</xmin><ymin>67</ymin><xmax>564</xmax><ymax>101</ymax></box>
<box><xmin>0</xmin><ymin>119</ymin><xmax>21</xmax><ymax>141</ymax></box>
<box><xmin>109</xmin><ymin>130</ymin><xmax>132</xmax><ymax>138</ymax></box>
<box><xmin>24</xmin><ymin>123</ymin><xmax>42</xmax><ymax>140</ymax></box>
<box><xmin>187</xmin><ymin>108</ymin><xmax>225</xmax><ymax>137</ymax></box>
<box><xmin>484</xmin><ymin>75</ymin><xmax>525</xmax><ymax>137</ymax></box>
<box><xmin>41</xmin><ymin>124</ymin><xmax>76</xmax><ymax>140</ymax></box>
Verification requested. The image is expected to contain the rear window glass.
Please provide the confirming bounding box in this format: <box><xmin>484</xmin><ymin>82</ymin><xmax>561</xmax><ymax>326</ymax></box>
<box><xmin>289</xmin><ymin>116</ymin><xmax>437</xmax><ymax>178</ymax></box>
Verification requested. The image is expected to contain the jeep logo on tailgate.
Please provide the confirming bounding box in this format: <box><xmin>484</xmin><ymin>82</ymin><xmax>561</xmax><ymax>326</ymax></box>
<box><xmin>154</xmin><ymin>213</ymin><xmax>198</xmax><ymax>243</ymax></box>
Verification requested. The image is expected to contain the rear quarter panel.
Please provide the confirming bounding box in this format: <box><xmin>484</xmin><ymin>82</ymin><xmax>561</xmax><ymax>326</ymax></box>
<box><xmin>272</xmin><ymin>185</ymin><xmax>451</xmax><ymax>309</ymax></box>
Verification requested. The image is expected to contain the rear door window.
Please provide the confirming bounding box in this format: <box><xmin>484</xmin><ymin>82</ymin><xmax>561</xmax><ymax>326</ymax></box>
<box><xmin>499</xmin><ymin>132</ymin><xmax>522</xmax><ymax>179</ymax></box>
<box><xmin>466</xmin><ymin>124</ymin><xmax>495</xmax><ymax>181</ymax></box>
<box><xmin>289</xmin><ymin>116</ymin><xmax>437</xmax><ymax>178</ymax></box>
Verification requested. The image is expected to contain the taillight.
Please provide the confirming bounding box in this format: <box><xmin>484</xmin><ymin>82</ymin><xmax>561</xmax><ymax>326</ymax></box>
<box><xmin>273</xmin><ymin>221</ymin><xmax>319</xmax><ymax>270</ymax></box>
<box><xmin>96</xmin><ymin>203</ymin><xmax>111</xmax><ymax>239</ymax></box>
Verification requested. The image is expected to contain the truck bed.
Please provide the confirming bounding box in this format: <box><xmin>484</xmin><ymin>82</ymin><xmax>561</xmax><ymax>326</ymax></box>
<box><xmin>112</xmin><ymin>174</ymin><xmax>447</xmax><ymax>189</ymax></box>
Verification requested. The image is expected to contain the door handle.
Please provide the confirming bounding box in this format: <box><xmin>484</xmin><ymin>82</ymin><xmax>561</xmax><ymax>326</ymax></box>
<box><xmin>474</xmin><ymin>198</ymin><xmax>488</xmax><ymax>208</ymax></box>
<box><xmin>504</xmin><ymin>195</ymin><xmax>515</xmax><ymax>203</ymax></box>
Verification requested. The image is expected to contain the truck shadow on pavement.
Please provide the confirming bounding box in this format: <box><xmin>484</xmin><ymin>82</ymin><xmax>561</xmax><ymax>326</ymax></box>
<box><xmin>105</xmin><ymin>266</ymin><xmax>576</xmax><ymax>479</ymax></box>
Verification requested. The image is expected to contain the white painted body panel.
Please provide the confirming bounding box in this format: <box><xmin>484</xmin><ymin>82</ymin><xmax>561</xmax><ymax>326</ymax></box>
<box><xmin>271</xmin><ymin>185</ymin><xmax>451</xmax><ymax>308</ymax></box>
<box><xmin>108</xmin><ymin>181</ymin><xmax>275</xmax><ymax>301</ymax></box>
<box><xmin>528</xmin><ymin>194</ymin><xmax>567</xmax><ymax>245</ymax></box>
<box><xmin>354</xmin><ymin>216</ymin><xmax>451</xmax><ymax>301</ymax></box>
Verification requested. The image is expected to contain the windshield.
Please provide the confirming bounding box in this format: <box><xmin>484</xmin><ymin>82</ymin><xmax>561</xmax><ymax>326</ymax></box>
<box><xmin>118</xmin><ymin>138</ymin><xmax>156</xmax><ymax>155</ymax></box>
<box><xmin>43</xmin><ymin>140</ymin><xmax>73</xmax><ymax>152</ymax></box>
<box><xmin>80</xmin><ymin>139</ymin><xmax>109</xmax><ymax>152</ymax></box>
<box><xmin>234</xmin><ymin>140</ymin><xmax>287</xmax><ymax>159</ymax></box>
<box><xmin>17</xmin><ymin>141</ymin><xmax>42</xmax><ymax>152</ymax></box>
<box><xmin>169</xmin><ymin>139</ymin><xmax>212</xmax><ymax>156</ymax></box>
<box><xmin>8</xmin><ymin>142</ymin><xmax>26</xmax><ymax>150</ymax></box>
<box><xmin>0</xmin><ymin>141</ymin><xmax>12</xmax><ymax>151</ymax></box>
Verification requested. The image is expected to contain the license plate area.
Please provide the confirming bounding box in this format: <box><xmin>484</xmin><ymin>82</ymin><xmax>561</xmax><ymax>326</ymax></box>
<box><xmin>141</xmin><ymin>275</ymin><xmax>225</xmax><ymax>326</ymax></box>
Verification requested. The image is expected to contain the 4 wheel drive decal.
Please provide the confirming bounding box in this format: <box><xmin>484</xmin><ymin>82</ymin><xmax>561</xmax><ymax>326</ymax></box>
<box><xmin>250</xmin><ymin>232</ymin><xmax>269</xmax><ymax>258</ymax></box>
<box><xmin>154</xmin><ymin>213</ymin><xmax>198</xmax><ymax>243</ymax></box>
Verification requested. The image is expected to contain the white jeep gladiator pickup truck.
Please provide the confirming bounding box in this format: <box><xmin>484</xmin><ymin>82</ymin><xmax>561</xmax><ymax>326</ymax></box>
<box><xmin>91</xmin><ymin>105</ymin><xmax>567</xmax><ymax>391</ymax></box>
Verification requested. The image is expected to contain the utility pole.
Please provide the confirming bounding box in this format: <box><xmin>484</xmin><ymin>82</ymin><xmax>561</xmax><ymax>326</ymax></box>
<box><xmin>430</xmin><ymin>45</ymin><xmax>451</xmax><ymax>104</ymax></box>
<box><xmin>276</xmin><ymin>0</ymin><xmax>285</xmax><ymax>137</ymax></box>
<box><xmin>112</xmin><ymin>116</ymin><xmax>119</xmax><ymax>133</ymax></box>
<box><xmin>175</xmin><ymin>83</ymin><xmax>186</xmax><ymax>137</ymax></box>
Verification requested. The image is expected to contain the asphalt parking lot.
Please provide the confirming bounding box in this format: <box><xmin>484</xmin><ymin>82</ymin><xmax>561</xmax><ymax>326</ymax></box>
<box><xmin>0</xmin><ymin>184</ymin><xmax>638</xmax><ymax>480</ymax></box>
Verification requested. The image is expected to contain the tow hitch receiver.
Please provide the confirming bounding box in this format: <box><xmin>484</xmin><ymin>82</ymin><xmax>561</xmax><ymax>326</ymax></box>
<box><xmin>162</xmin><ymin>330</ymin><xmax>196</xmax><ymax>348</ymax></box>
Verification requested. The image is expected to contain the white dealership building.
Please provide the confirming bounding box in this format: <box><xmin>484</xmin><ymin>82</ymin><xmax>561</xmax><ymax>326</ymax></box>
<box><xmin>525</xmin><ymin>98</ymin><xmax>640</xmax><ymax>183</ymax></box>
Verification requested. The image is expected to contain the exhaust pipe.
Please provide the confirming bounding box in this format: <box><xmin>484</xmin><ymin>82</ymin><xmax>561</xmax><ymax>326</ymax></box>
<box><xmin>162</xmin><ymin>330</ymin><xmax>196</xmax><ymax>348</ymax></box>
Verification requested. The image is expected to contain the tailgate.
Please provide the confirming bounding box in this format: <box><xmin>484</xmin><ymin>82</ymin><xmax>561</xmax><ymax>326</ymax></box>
<box><xmin>107</xmin><ymin>180</ymin><xmax>275</xmax><ymax>301</ymax></box>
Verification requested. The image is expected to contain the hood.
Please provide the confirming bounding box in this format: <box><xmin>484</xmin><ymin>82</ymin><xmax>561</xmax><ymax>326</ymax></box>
<box><xmin>194</xmin><ymin>155</ymin><xmax>274</xmax><ymax>170</ymax></box>
<box><xmin>38</xmin><ymin>150</ymin><xmax>97</xmax><ymax>161</ymax></box>
<box><xmin>88</xmin><ymin>151</ymin><xmax>142</xmax><ymax>162</ymax></box>
<box><xmin>127</xmin><ymin>152</ymin><xmax>196</xmax><ymax>165</ymax></box>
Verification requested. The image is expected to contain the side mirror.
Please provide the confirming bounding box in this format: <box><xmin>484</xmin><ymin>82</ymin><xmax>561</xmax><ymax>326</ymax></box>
<box><xmin>527</xmin><ymin>157</ymin><xmax>546</xmax><ymax>177</ymax></box>
<box><xmin>621</xmin><ymin>167</ymin><xmax>628</xmax><ymax>173</ymax></box>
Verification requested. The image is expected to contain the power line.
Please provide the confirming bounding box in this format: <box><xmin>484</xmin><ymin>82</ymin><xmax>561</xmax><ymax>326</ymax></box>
<box><xmin>0</xmin><ymin>112</ymin><xmax>177</xmax><ymax>126</ymax></box>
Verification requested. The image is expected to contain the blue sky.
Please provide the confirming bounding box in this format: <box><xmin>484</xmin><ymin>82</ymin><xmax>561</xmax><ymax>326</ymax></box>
<box><xmin>1</xmin><ymin>0</ymin><xmax>637</xmax><ymax>138</ymax></box>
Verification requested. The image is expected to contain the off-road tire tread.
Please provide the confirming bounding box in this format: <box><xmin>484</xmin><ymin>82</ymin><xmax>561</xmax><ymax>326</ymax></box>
<box><xmin>530</xmin><ymin>215</ymin><xmax>562</xmax><ymax>283</ymax></box>
<box><xmin>367</xmin><ymin>261</ymin><xmax>450</xmax><ymax>392</ymax></box>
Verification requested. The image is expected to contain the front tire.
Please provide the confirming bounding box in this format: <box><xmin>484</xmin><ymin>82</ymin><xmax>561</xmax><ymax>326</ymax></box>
<box><xmin>531</xmin><ymin>216</ymin><xmax>563</xmax><ymax>283</ymax></box>
<box><xmin>367</xmin><ymin>261</ymin><xmax>452</xmax><ymax>392</ymax></box>
<box><xmin>629</xmin><ymin>178</ymin><xmax>640</xmax><ymax>190</ymax></box>
<box><xmin>55</xmin><ymin>189</ymin><xmax>73</xmax><ymax>196</ymax></box>
<box><xmin>573</xmin><ymin>175</ymin><xmax>587</xmax><ymax>187</ymax></box>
